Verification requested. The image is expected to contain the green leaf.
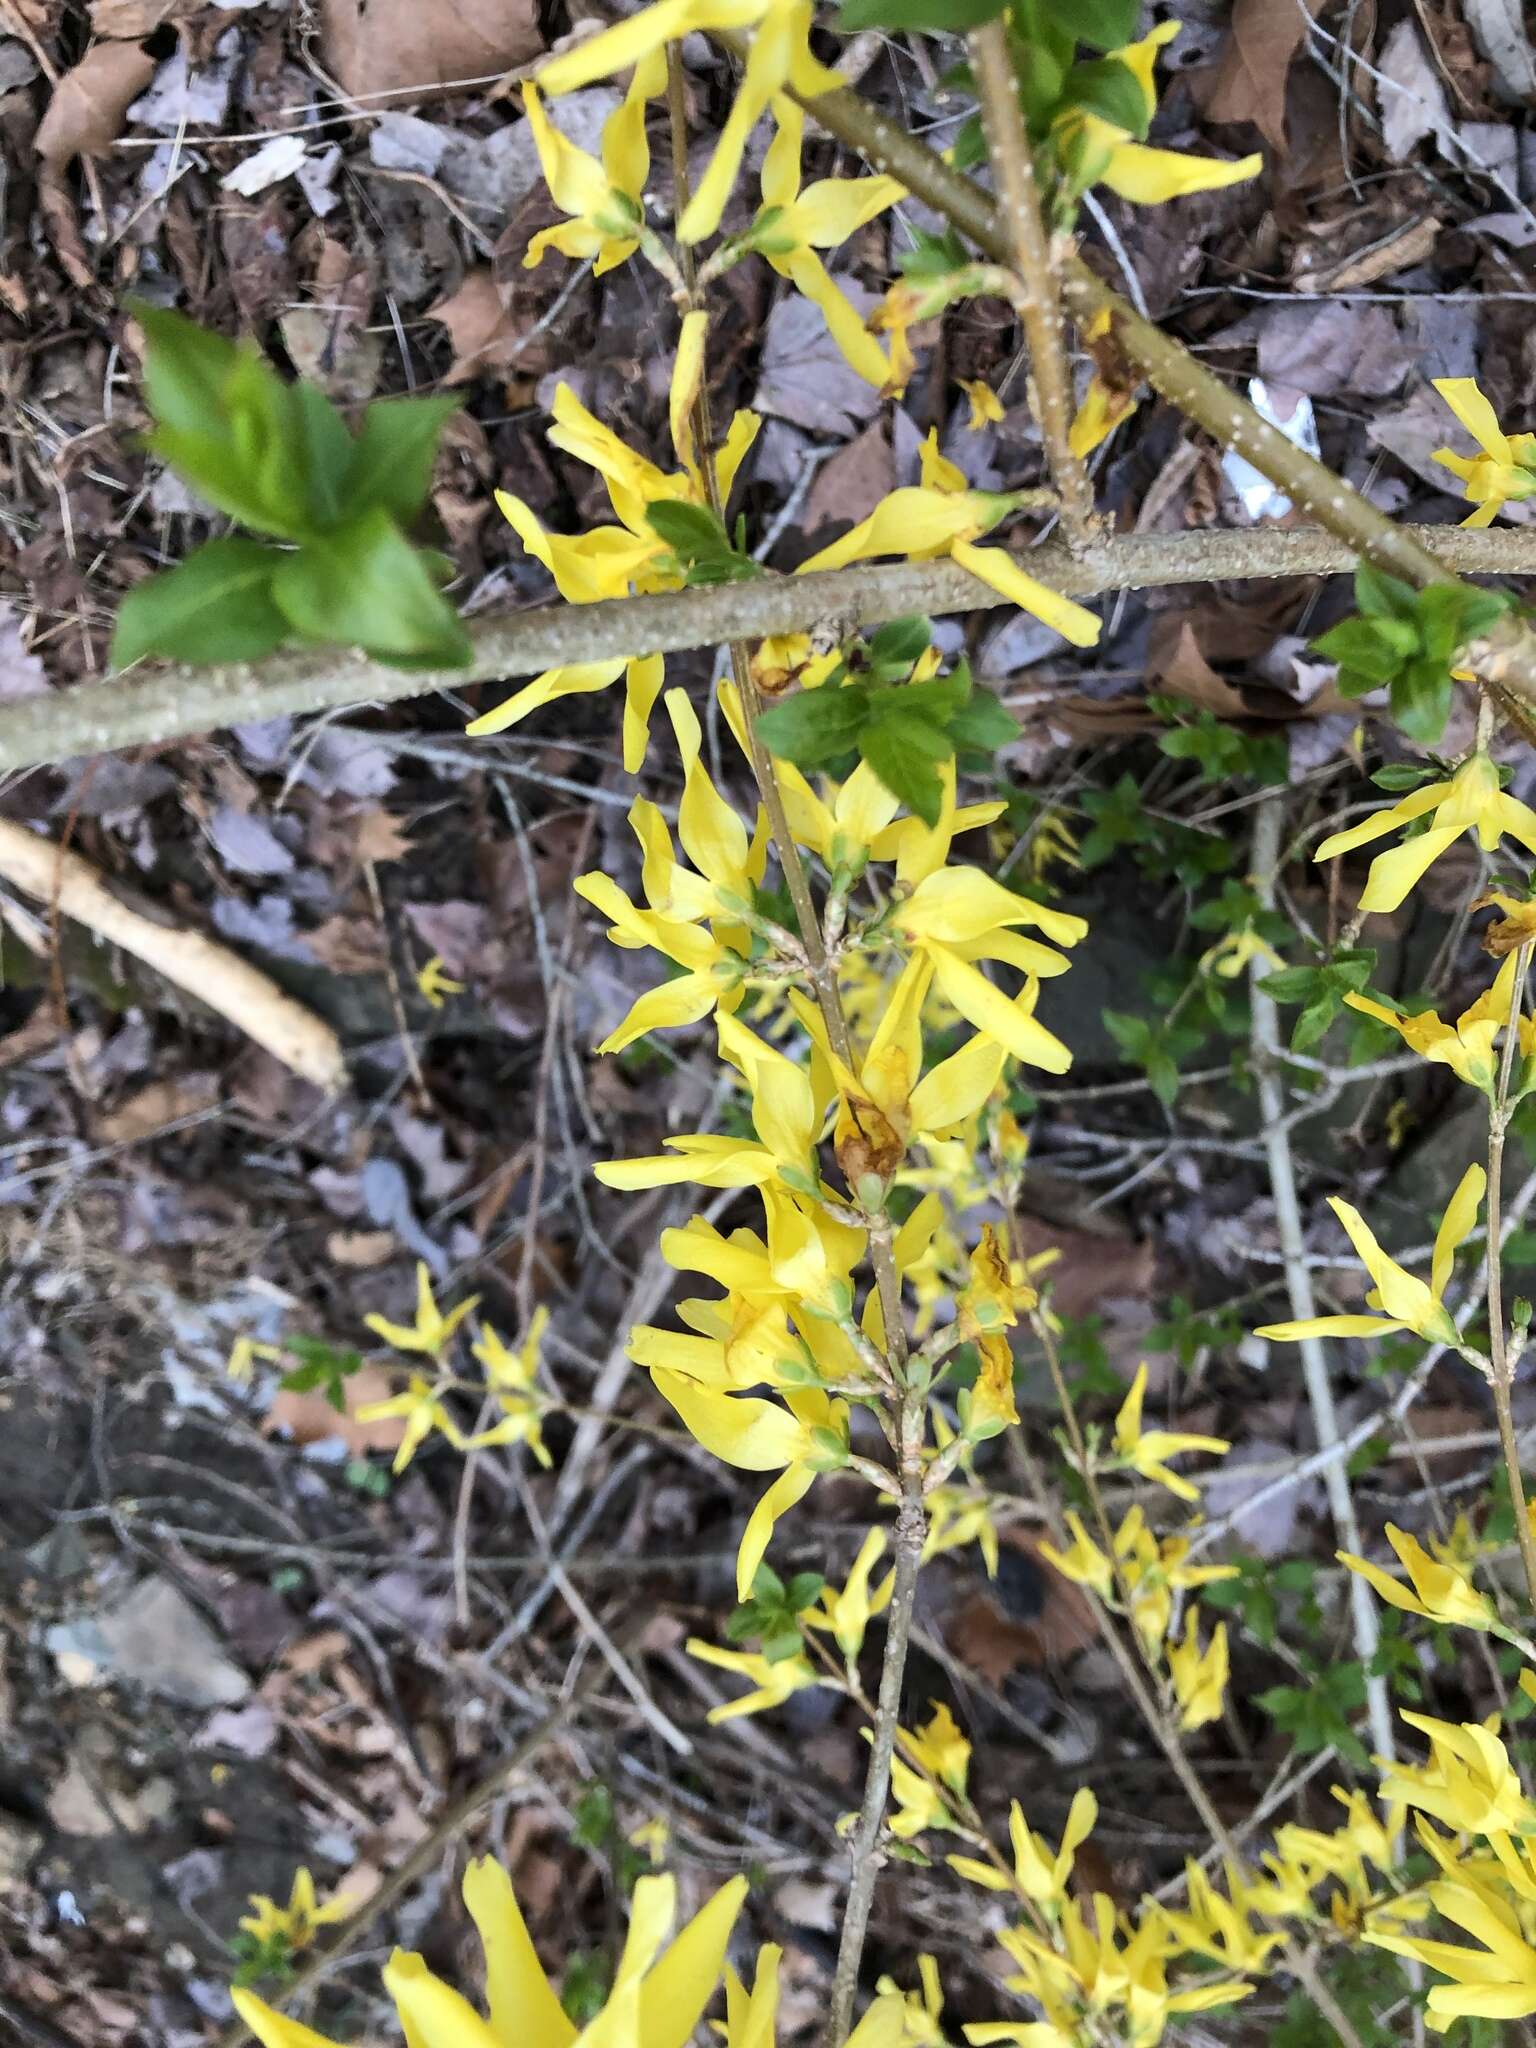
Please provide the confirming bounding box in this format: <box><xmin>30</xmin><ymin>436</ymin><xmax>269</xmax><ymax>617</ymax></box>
<box><xmin>647</xmin><ymin>501</ymin><xmax>731</xmax><ymax>556</ymax></box>
<box><xmin>948</xmin><ymin>686</ymin><xmax>1018</xmax><ymax>753</ymax></box>
<box><xmin>1312</xmin><ymin>617</ymin><xmax>1407</xmax><ymax>684</ymax></box>
<box><xmin>345</xmin><ymin>394</ymin><xmax>460</xmax><ymax>525</ymax></box>
<box><xmin>132</xmin><ymin>303</ymin><xmax>244</xmax><ymax>440</ymax></box>
<box><xmin>271</xmin><ymin>508</ymin><xmax>472</xmax><ymax>668</ymax></box>
<box><xmin>835</xmin><ymin>0</ymin><xmax>1007</xmax><ymax>27</ymax></box>
<box><xmin>1352</xmin><ymin>561</ymin><xmax>1417</xmax><ymax>621</ymax></box>
<box><xmin>1039</xmin><ymin>0</ymin><xmax>1139</xmax><ymax>50</ymax></box>
<box><xmin>868</xmin><ymin>615</ymin><xmax>934</xmax><ymax>671</ymax></box>
<box><xmin>1391</xmin><ymin>661</ymin><xmax>1453</xmax><ymax>747</ymax></box>
<box><xmin>1062</xmin><ymin>56</ymin><xmax>1148</xmax><ymax>138</ymax></box>
<box><xmin>292</xmin><ymin>383</ymin><xmax>356</xmax><ymax>532</ymax></box>
<box><xmin>757</xmin><ymin>685</ymin><xmax>870</xmax><ymax>766</ymax></box>
<box><xmin>1291</xmin><ymin>991</ymin><xmax>1341</xmax><ymax>1053</ymax></box>
<box><xmin>859</xmin><ymin>710</ymin><xmax>952</xmax><ymax>826</ymax></box>
<box><xmin>1370</xmin><ymin>761</ymin><xmax>1438</xmax><ymax>791</ymax></box>
<box><xmin>111</xmin><ymin>539</ymin><xmax>289</xmax><ymax>669</ymax></box>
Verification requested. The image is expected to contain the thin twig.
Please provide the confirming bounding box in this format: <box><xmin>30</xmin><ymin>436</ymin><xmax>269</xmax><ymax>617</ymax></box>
<box><xmin>969</xmin><ymin>19</ymin><xmax>1099</xmax><ymax>555</ymax></box>
<box><xmin>1248</xmin><ymin>792</ymin><xmax>1394</xmax><ymax>1765</ymax></box>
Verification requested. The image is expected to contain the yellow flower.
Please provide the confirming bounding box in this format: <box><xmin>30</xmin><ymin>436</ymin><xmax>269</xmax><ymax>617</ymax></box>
<box><xmin>235</xmin><ymin>1857</ymin><xmax>746</xmax><ymax>2048</ymax></box>
<box><xmin>949</xmin><ymin>1788</ymin><xmax>1098</xmax><ymax>1913</ymax></box>
<box><xmin>471</xmin><ymin>1306</ymin><xmax>552</xmax><ymax>1469</ymax></box>
<box><xmin>960</xmin><ymin>378</ymin><xmax>1004</xmax><ymax>431</ymax></box>
<box><xmin>364</xmin><ymin>1261</ymin><xmax>478</xmax><ymax>1359</ymax></box>
<box><xmin>1111</xmin><ymin>1362</ymin><xmax>1229</xmax><ymax>1501</ymax></box>
<box><xmin>1051</xmin><ymin>22</ymin><xmax>1262</xmax><ymax>207</ymax></box>
<box><xmin>628</xmin><ymin>1816</ymin><xmax>670</xmax><ymax>1866</ymax></box>
<box><xmin>1040</xmin><ymin>1508</ymin><xmax>1236</xmax><ymax>1651</ymax></box>
<box><xmin>687</xmin><ymin>1636</ymin><xmax>823</xmax><ymax>1721</ymax></box>
<box><xmin>1367</xmin><ymin>1874</ymin><xmax>1536</xmax><ymax>2026</ymax></box>
<box><xmin>414</xmin><ymin>954</ymin><xmax>465</xmax><ymax>1010</ymax></box>
<box><xmin>1068</xmin><ymin>313</ymin><xmax>1140</xmax><ymax>458</ymax></box>
<box><xmin>521</xmin><ymin>52</ymin><xmax>664</xmax><ymax>275</ymax></box>
<box><xmin>1346</xmin><ymin>952</ymin><xmax>1527</xmax><ymax>1095</ymax></box>
<box><xmin>1339</xmin><ymin>1521</ymin><xmax>1496</xmax><ymax>1631</ymax></box>
<box><xmin>1038</xmin><ymin>1509</ymin><xmax>1114</xmax><ymax>1600</ymax></box>
<box><xmin>1315</xmin><ymin>749</ymin><xmax>1536</xmax><ymax>915</ymax></box>
<box><xmin>1380</xmin><ymin>1711</ymin><xmax>1536</xmax><ymax>1836</ymax></box>
<box><xmin>922</xmin><ymin>1476</ymin><xmax>1002</xmax><ymax>1580</ymax></box>
<box><xmin>354</xmin><ymin>1374</ymin><xmax>529</xmax><ymax>1474</ymax></box>
<box><xmin>806</xmin><ymin>1528</ymin><xmax>894</xmax><ymax>1661</ymax></box>
<box><xmin>749</xmin><ymin>98</ymin><xmax>905</xmax><ymax>387</ymax></box>
<box><xmin>1167</xmin><ymin>1618</ymin><xmax>1228</xmax><ymax>1732</ymax></box>
<box><xmin>470</xmin><ymin>335</ymin><xmax>759</xmax><ymax>769</ymax></box>
<box><xmin>1155</xmin><ymin>1862</ymin><xmax>1283</xmax><ymax>1976</ymax></box>
<box><xmin>239</xmin><ymin>1867</ymin><xmax>351</xmax><ymax>1953</ymax></box>
<box><xmin>1476</xmin><ymin>887</ymin><xmax>1536</xmax><ymax>957</ymax></box>
<box><xmin>537</xmin><ymin>0</ymin><xmax>843</xmax><ymax>243</ymax></box>
<box><xmin>1198</xmin><ymin>924</ymin><xmax>1286</xmax><ymax>979</ymax></box>
<box><xmin>797</xmin><ymin>430</ymin><xmax>1101</xmax><ymax>649</ymax></box>
<box><xmin>886</xmin><ymin>1703</ymin><xmax>971</xmax><ymax>1838</ymax></box>
<box><xmin>1254</xmin><ymin>1164</ymin><xmax>1484</xmax><ymax>1350</ymax></box>
<box><xmin>1431</xmin><ymin>378</ymin><xmax>1536</xmax><ymax>526</ymax></box>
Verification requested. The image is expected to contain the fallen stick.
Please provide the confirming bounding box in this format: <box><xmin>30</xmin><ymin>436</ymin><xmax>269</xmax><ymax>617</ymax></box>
<box><xmin>0</xmin><ymin>818</ymin><xmax>346</xmax><ymax>1089</ymax></box>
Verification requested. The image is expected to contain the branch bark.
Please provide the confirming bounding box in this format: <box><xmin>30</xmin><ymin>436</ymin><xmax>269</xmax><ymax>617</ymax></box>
<box><xmin>6</xmin><ymin>528</ymin><xmax>1536</xmax><ymax>775</ymax></box>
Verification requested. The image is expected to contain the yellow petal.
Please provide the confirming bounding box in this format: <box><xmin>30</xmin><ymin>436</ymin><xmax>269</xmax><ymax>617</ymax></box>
<box><xmin>593</xmin><ymin>972</ymin><xmax>721</xmax><ymax>1054</ymax></box>
<box><xmin>1433</xmin><ymin>378</ymin><xmax>1514</xmax><ymax>464</ymax></box>
<box><xmin>798</xmin><ymin>489</ymin><xmax>980</xmax><ymax>572</ymax></box>
<box><xmin>1359</xmin><ymin>825</ymin><xmax>1465</xmax><ymax>914</ymax></box>
<box><xmin>1098</xmin><ymin>141</ymin><xmax>1262</xmax><ymax>203</ymax></box>
<box><xmin>784</xmin><ymin>248</ymin><xmax>892</xmax><ymax>388</ymax></box>
<box><xmin>539</xmin><ymin>0</ymin><xmax>763</xmax><ymax>93</ymax></box>
<box><xmin>790</xmin><ymin>168</ymin><xmax>906</xmax><ymax>249</ymax></box>
<box><xmin>462</xmin><ymin>1858</ymin><xmax>576</xmax><ymax>2048</ymax></box>
<box><xmin>229</xmin><ymin>1993</ymin><xmax>343</xmax><ymax>2048</ymax></box>
<box><xmin>927</xmin><ymin>945</ymin><xmax>1072</xmax><ymax>1074</ymax></box>
<box><xmin>1431</xmin><ymin>1163</ymin><xmax>1486</xmax><ymax>1304</ymax></box>
<box><xmin>639</xmin><ymin>1878</ymin><xmax>748</xmax><ymax>2048</ymax></box>
<box><xmin>1253</xmin><ymin>1314</ymin><xmax>1398</xmax><ymax>1340</ymax></box>
<box><xmin>761</xmin><ymin>94</ymin><xmax>803</xmax><ymax>211</ymax></box>
<box><xmin>678</xmin><ymin>6</ymin><xmax>791</xmax><ymax>242</ymax></box>
<box><xmin>466</xmin><ymin>659</ymin><xmax>626</xmax><ymax>737</ymax></box>
<box><xmin>908</xmin><ymin>1029</ymin><xmax>1007</xmax><ymax>1135</ymax></box>
<box><xmin>1314</xmin><ymin>781</ymin><xmax>1450</xmax><ymax>862</ymax></box>
<box><xmin>671</xmin><ymin>309</ymin><xmax>710</xmax><ymax>484</ymax></box>
<box><xmin>651</xmin><ymin>1367</ymin><xmax>805</xmax><ymax>1470</ymax></box>
<box><xmin>949</xmin><ymin>537</ymin><xmax>1101</xmax><ymax>648</ymax></box>
<box><xmin>623</xmin><ymin>653</ymin><xmax>665</xmax><ymax>773</ymax></box>
<box><xmin>384</xmin><ymin>1950</ymin><xmax>504</xmax><ymax>2048</ymax></box>
<box><xmin>522</xmin><ymin>82</ymin><xmax>609</xmax><ymax>220</ymax></box>
<box><xmin>737</xmin><ymin>1463</ymin><xmax>816</xmax><ymax>1598</ymax></box>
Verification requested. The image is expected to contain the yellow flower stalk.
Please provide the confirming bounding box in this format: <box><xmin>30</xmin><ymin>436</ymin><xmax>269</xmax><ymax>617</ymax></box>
<box><xmin>1166</xmin><ymin>1618</ymin><xmax>1228</xmax><ymax>1732</ymax></box>
<box><xmin>687</xmin><ymin>1637</ymin><xmax>823</xmax><ymax>1721</ymax></box>
<box><xmin>470</xmin><ymin>343</ymin><xmax>759</xmax><ymax>769</ymax></box>
<box><xmin>521</xmin><ymin>52</ymin><xmax>665</xmax><ymax>276</ymax></box>
<box><xmin>807</xmin><ymin>1528</ymin><xmax>894</xmax><ymax>1660</ymax></box>
<box><xmin>1339</xmin><ymin>1521</ymin><xmax>1496</xmax><ymax>1631</ymax></box>
<box><xmin>1315</xmin><ymin>749</ymin><xmax>1536</xmax><ymax>915</ymax></box>
<box><xmin>960</xmin><ymin>377</ymin><xmax>1005</xmax><ymax>430</ymax></box>
<box><xmin>1379</xmin><ymin>1711</ymin><xmax>1536</xmax><ymax>1837</ymax></box>
<box><xmin>1431</xmin><ymin>377</ymin><xmax>1536</xmax><ymax>526</ymax></box>
<box><xmin>235</xmin><ymin>1857</ymin><xmax>746</xmax><ymax>2048</ymax></box>
<box><xmin>750</xmin><ymin>99</ymin><xmax>905</xmax><ymax>387</ymax></box>
<box><xmin>1345</xmin><ymin>950</ymin><xmax>1527</xmax><ymax>1094</ymax></box>
<box><xmin>238</xmin><ymin>1867</ymin><xmax>351</xmax><ymax>1953</ymax></box>
<box><xmin>798</xmin><ymin>431</ymin><xmax>1102</xmax><ymax>649</ymax></box>
<box><xmin>949</xmin><ymin>1787</ymin><xmax>1098</xmax><ymax>1912</ymax></box>
<box><xmin>1254</xmin><ymin>1163</ymin><xmax>1484</xmax><ymax>1350</ymax></box>
<box><xmin>537</xmin><ymin>0</ymin><xmax>843</xmax><ymax>243</ymax></box>
<box><xmin>364</xmin><ymin>1260</ymin><xmax>478</xmax><ymax>1359</ymax></box>
<box><xmin>1052</xmin><ymin>22</ymin><xmax>1262</xmax><ymax>207</ymax></box>
<box><xmin>1111</xmin><ymin>1362</ymin><xmax>1229</xmax><ymax>1501</ymax></box>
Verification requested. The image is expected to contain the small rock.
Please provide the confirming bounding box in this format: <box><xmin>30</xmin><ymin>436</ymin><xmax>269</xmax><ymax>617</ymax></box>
<box><xmin>47</xmin><ymin>1575</ymin><xmax>249</xmax><ymax>1708</ymax></box>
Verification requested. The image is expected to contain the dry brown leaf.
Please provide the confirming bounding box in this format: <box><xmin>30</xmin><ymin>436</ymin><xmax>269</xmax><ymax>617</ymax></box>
<box><xmin>1198</xmin><ymin>0</ymin><xmax>1312</xmax><ymax>152</ymax></box>
<box><xmin>427</xmin><ymin>268</ymin><xmax>528</xmax><ymax>386</ymax></box>
<box><xmin>37</xmin><ymin>40</ymin><xmax>157</xmax><ymax>165</ymax></box>
<box><xmin>265</xmin><ymin>1363</ymin><xmax>407</xmax><ymax>1456</ymax></box>
<box><xmin>96</xmin><ymin>1072</ymin><xmax>220</xmax><ymax>1143</ymax></box>
<box><xmin>306</xmin><ymin>914</ymin><xmax>389</xmax><ymax>976</ymax></box>
<box><xmin>355</xmin><ymin>808</ymin><xmax>414</xmax><ymax>864</ymax></box>
<box><xmin>320</xmin><ymin>0</ymin><xmax>541</xmax><ymax>104</ymax></box>
<box><xmin>1147</xmin><ymin>616</ymin><xmax>1250</xmax><ymax>718</ymax></box>
<box><xmin>327</xmin><ymin>1228</ymin><xmax>398</xmax><ymax>1268</ymax></box>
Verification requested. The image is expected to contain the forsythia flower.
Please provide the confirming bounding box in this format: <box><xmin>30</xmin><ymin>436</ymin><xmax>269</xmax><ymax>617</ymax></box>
<box><xmin>1339</xmin><ymin>1521</ymin><xmax>1496</xmax><ymax>1631</ymax></box>
<box><xmin>235</xmin><ymin>1858</ymin><xmax>746</xmax><ymax>2048</ymax></box>
<box><xmin>521</xmin><ymin>52</ymin><xmax>664</xmax><ymax>274</ymax></box>
<box><xmin>1431</xmin><ymin>377</ymin><xmax>1536</xmax><ymax>526</ymax></box>
<box><xmin>470</xmin><ymin>325</ymin><xmax>758</xmax><ymax>769</ymax></box>
<box><xmin>1314</xmin><ymin>750</ymin><xmax>1536</xmax><ymax>915</ymax></box>
<box><xmin>1068</xmin><ymin>311</ymin><xmax>1140</xmax><ymax>458</ymax></box>
<box><xmin>1039</xmin><ymin>1507</ymin><xmax>1236</xmax><ymax>1649</ymax></box>
<box><xmin>1050</xmin><ymin>22</ymin><xmax>1262</xmax><ymax>207</ymax></box>
<box><xmin>687</xmin><ymin>1637</ymin><xmax>823</xmax><ymax>1721</ymax></box>
<box><xmin>1369</xmin><ymin>1876</ymin><xmax>1536</xmax><ymax>2027</ymax></box>
<box><xmin>798</xmin><ymin>431</ymin><xmax>1102</xmax><ymax>650</ymax></box>
<box><xmin>886</xmin><ymin>1702</ymin><xmax>971</xmax><ymax>1837</ymax></box>
<box><xmin>1255</xmin><ymin>1163</ymin><xmax>1484</xmax><ymax>1350</ymax></box>
<box><xmin>414</xmin><ymin>954</ymin><xmax>464</xmax><ymax>1009</ymax></box>
<box><xmin>1345</xmin><ymin>949</ymin><xmax>1529</xmax><ymax>1094</ymax></box>
<box><xmin>364</xmin><ymin>1261</ymin><xmax>478</xmax><ymax>1359</ymax></box>
<box><xmin>239</xmin><ymin>1867</ymin><xmax>350</xmax><ymax>1952</ymax></box>
<box><xmin>1111</xmin><ymin>1362</ymin><xmax>1229</xmax><ymax>1501</ymax></box>
<box><xmin>355</xmin><ymin>1374</ymin><xmax>534</xmax><ymax>1474</ymax></box>
<box><xmin>471</xmin><ymin>1306</ymin><xmax>552</xmax><ymax>1468</ymax></box>
<box><xmin>1379</xmin><ymin>1711</ymin><xmax>1536</xmax><ymax>1836</ymax></box>
<box><xmin>537</xmin><ymin>0</ymin><xmax>843</xmax><ymax>243</ymax></box>
<box><xmin>949</xmin><ymin>1787</ymin><xmax>1098</xmax><ymax>1913</ymax></box>
<box><xmin>960</xmin><ymin>378</ymin><xmax>1004</xmax><ymax>430</ymax></box>
<box><xmin>806</xmin><ymin>1528</ymin><xmax>894</xmax><ymax>1661</ymax></box>
<box><xmin>1155</xmin><ymin>1862</ymin><xmax>1284</xmax><ymax>1975</ymax></box>
<box><xmin>1166</xmin><ymin>1618</ymin><xmax>1229</xmax><ymax>1732</ymax></box>
<box><xmin>748</xmin><ymin>99</ymin><xmax>904</xmax><ymax>388</ymax></box>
